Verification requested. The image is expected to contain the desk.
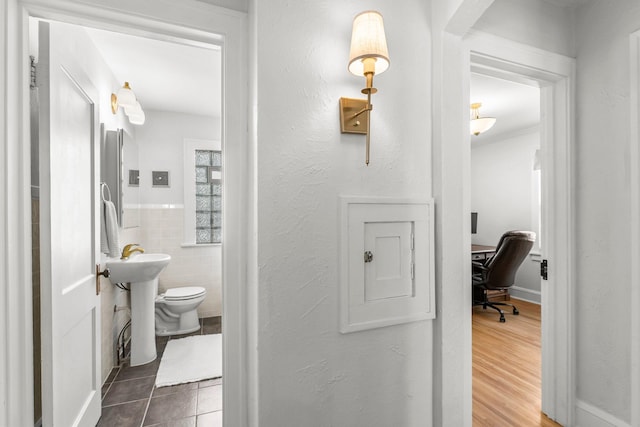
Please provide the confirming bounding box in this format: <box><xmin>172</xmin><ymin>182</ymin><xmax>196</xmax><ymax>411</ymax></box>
<box><xmin>472</xmin><ymin>244</ymin><xmax>495</xmax><ymax>262</ymax></box>
<box><xmin>472</xmin><ymin>244</ymin><xmax>510</xmax><ymax>302</ymax></box>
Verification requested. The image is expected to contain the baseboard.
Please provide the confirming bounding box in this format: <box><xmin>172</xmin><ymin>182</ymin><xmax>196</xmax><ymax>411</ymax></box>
<box><xmin>199</xmin><ymin>310</ymin><xmax>221</xmax><ymax>319</ymax></box>
<box><xmin>510</xmin><ymin>286</ymin><xmax>541</xmax><ymax>304</ymax></box>
<box><xmin>575</xmin><ymin>399</ymin><xmax>631</xmax><ymax>427</ymax></box>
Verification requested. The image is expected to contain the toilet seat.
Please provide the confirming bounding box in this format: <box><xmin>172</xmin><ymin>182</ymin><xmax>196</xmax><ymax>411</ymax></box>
<box><xmin>162</xmin><ymin>286</ymin><xmax>206</xmax><ymax>301</ymax></box>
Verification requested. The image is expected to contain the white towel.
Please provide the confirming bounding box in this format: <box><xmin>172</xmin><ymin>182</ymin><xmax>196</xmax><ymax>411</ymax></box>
<box><xmin>101</xmin><ymin>200</ymin><xmax>120</xmax><ymax>258</ymax></box>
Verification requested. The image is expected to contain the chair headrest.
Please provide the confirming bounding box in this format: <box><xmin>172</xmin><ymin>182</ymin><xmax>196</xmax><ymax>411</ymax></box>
<box><xmin>494</xmin><ymin>230</ymin><xmax>536</xmax><ymax>253</ymax></box>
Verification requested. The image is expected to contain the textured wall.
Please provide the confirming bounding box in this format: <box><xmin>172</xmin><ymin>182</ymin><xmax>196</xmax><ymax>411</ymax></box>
<box><xmin>254</xmin><ymin>1</ymin><xmax>433</xmax><ymax>425</ymax></box>
<box><xmin>573</xmin><ymin>1</ymin><xmax>639</xmax><ymax>422</ymax></box>
<box><xmin>473</xmin><ymin>0</ymin><xmax>576</xmax><ymax>56</ymax></box>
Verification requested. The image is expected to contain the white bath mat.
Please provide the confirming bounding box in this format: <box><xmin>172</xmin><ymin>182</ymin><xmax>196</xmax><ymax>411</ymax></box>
<box><xmin>156</xmin><ymin>334</ymin><xmax>222</xmax><ymax>388</ymax></box>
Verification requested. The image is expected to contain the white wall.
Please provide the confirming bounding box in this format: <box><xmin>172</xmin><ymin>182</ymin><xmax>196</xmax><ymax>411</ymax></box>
<box><xmin>135</xmin><ymin>110</ymin><xmax>222</xmax><ymax>317</ymax></box>
<box><xmin>254</xmin><ymin>1</ymin><xmax>433</xmax><ymax>425</ymax></box>
<box><xmin>473</xmin><ymin>0</ymin><xmax>575</xmax><ymax>57</ymax></box>
<box><xmin>135</xmin><ymin>110</ymin><xmax>220</xmax><ymax>205</ymax></box>
<box><xmin>471</xmin><ymin>131</ymin><xmax>541</xmax><ymax>301</ymax></box>
<box><xmin>573</xmin><ymin>1</ymin><xmax>639</xmax><ymax>423</ymax></box>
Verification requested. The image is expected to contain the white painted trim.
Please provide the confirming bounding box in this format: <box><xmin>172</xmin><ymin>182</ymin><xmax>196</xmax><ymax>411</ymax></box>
<box><xmin>138</xmin><ymin>204</ymin><xmax>185</xmax><ymax>209</ymax></box>
<box><xmin>509</xmin><ymin>286</ymin><xmax>541</xmax><ymax>304</ymax></box>
<box><xmin>180</xmin><ymin>243</ymin><xmax>221</xmax><ymax>248</ymax></box>
<box><xmin>465</xmin><ymin>30</ymin><xmax>575</xmax><ymax>426</ymax></box>
<box><xmin>1</xmin><ymin>2</ymin><xmax>35</xmax><ymax>425</ymax></box>
<box><xmin>629</xmin><ymin>30</ymin><xmax>640</xmax><ymax>427</ymax></box>
<box><xmin>2</xmin><ymin>1</ymin><xmax>250</xmax><ymax>426</ymax></box>
<box><xmin>338</xmin><ymin>196</ymin><xmax>436</xmax><ymax>333</ymax></box>
<box><xmin>431</xmin><ymin>25</ymin><xmax>474</xmax><ymax>426</ymax></box>
<box><xmin>576</xmin><ymin>399</ymin><xmax>632</xmax><ymax>427</ymax></box>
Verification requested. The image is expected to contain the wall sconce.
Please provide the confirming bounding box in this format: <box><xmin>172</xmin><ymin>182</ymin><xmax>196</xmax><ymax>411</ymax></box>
<box><xmin>339</xmin><ymin>10</ymin><xmax>390</xmax><ymax>165</ymax></box>
<box><xmin>111</xmin><ymin>81</ymin><xmax>146</xmax><ymax>125</ymax></box>
<box><xmin>470</xmin><ymin>102</ymin><xmax>496</xmax><ymax>136</ymax></box>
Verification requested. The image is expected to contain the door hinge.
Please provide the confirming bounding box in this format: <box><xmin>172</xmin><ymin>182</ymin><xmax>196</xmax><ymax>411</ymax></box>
<box><xmin>411</xmin><ymin>263</ymin><xmax>415</xmax><ymax>280</ymax></box>
<box><xmin>540</xmin><ymin>259</ymin><xmax>548</xmax><ymax>280</ymax></box>
<box><xmin>30</xmin><ymin>55</ymin><xmax>37</xmax><ymax>89</ymax></box>
<box><xmin>96</xmin><ymin>264</ymin><xmax>111</xmax><ymax>295</ymax></box>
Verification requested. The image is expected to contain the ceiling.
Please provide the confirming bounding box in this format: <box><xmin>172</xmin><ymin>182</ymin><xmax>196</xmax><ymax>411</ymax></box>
<box><xmin>470</xmin><ymin>73</ymin><xmax>540</xmax><ymax>144</ymax></box>
<box><xmin>85</xmin><ymin>27</ymin><xmax>221</xmax><ymax>118</ymax></box>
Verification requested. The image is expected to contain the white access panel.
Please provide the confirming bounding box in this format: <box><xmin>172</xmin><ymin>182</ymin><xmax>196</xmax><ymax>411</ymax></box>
<box><xmin>340</xmin><ymin>197</ymin><xmax>435</xmax><ymax>333</ymax></box>
<box><xmin>364</xmin><ymin>221</ymin><xmax>413</xmax><ymax>301</ymax></box>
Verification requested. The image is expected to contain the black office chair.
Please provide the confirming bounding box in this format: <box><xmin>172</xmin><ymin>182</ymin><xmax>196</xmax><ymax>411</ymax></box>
<box><xmin>472</xmin><ymin>230</ymin><xmax>536</xmax><ymax>322</ymax></box>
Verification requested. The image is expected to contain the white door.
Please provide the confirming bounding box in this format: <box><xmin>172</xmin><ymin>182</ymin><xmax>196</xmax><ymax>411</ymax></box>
<box><xmin>38</xmin><ymin>20</ymin><xmax>101</xmax><ymax>427</ymax></box>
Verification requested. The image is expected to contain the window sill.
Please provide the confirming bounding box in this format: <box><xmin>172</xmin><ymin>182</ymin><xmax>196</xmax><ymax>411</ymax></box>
<box><xmin>180</xmin><ymin>243</ymin><xmax>222</xmax><ymax>248</ymax></box>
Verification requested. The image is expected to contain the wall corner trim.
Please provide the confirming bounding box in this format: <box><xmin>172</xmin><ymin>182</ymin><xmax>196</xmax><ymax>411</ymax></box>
<box><xmin>575</xmin><ymin>399</ymin><xmax>631</xmax><ymax>427</ymax></box>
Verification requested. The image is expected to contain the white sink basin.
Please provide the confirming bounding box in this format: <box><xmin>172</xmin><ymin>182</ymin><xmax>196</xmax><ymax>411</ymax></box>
<box><xmin>107</xmin><ymin>253</ymin><xmax>171</xmax><ymax>284</ymax></box>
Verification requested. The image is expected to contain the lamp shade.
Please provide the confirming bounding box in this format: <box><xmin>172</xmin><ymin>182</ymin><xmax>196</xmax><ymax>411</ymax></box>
<box><xmin>470</xmin><ymin>103</ymin><xmax>496</xmax><ymax>136</ymax></box>
<box><xmin>116</xmin><ymin>82</ymin><xmax>137</xmax><ymax>108</ymax></box>
<box><xmin>470</xmin><ymin>117</ymin><xmax>496</xmax><ymax>136</ymax></box>
<box><xmin>348</xmin><ymin>11</ymin><xmax>390</xmax><ymax>76</ymax></box>
<box><xmin>126</xmin><ymin>101</ymin><xmax>145</xmax><ymax>125</ymax></box>
<box><xmin>124</xmin><ymin>101</ymin><xmax>143</xmax><ymax>116</ymax></box>
<box><xmin>127</xmin><ymin>109</ymin><xmax>145</xmax><ymax>125</ymax></box>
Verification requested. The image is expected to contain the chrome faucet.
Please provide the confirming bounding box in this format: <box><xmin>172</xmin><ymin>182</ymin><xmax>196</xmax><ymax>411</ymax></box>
<box><xmin>121</xmin><ymin>243</ymin><xmax>145</xmax><ymax>260</ymax></box>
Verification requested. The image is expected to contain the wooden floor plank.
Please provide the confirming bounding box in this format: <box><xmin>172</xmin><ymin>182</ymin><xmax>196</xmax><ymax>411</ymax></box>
<box><xmin>473</xmin><ymin>298</ymin><xmax>562</xmax><ymax>427</ymax></box>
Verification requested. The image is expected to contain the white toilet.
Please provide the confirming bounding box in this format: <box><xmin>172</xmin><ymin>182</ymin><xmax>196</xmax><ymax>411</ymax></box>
<box><xmin>155</xmin><ymin>286</ymin><xmax>207</xmax><ymax>336</ymax></box>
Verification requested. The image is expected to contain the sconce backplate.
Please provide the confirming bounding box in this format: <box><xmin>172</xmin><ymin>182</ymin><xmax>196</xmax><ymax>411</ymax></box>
<box><xmin>339</xmin><ymin>97</ymin><xmax>368</xmax><ymax>135</ymax></box>
<box><xmin>111</xmin><ymin>93</ymin><xmax>118</xmax><ymax>114</ymax></box>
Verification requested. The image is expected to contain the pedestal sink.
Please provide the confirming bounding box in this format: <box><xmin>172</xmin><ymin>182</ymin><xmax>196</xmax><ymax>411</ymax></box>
<box><xmin>107</xmin><ymin>253</ymin><xmax>171</xmax><ymax>366</ymax></box>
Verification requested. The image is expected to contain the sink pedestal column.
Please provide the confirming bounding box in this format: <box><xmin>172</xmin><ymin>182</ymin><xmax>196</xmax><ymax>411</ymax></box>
<box><xmin>130</xmin><ymin>278</ymin><xmax>158</xmax><ymax>366</ymax></box>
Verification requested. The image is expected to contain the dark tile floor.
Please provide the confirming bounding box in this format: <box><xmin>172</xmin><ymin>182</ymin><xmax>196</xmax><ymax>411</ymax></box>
<box><xmin>98</xmin><ymin>317</ymin><xmax>222</xmax><ymax>427</ymax></box>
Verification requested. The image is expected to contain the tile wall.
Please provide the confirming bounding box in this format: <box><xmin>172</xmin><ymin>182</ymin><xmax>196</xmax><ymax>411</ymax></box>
<box><xmin>138</xmin><ymin>207</ymin><xmax>221</xmax><ymax>318</ymax></box>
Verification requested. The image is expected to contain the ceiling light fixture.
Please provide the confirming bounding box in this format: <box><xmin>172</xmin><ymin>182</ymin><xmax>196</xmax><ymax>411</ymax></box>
<box><xmin>339</xmin><ymin>10</ymin><xmax>390</xmax><ymax>165</ymax></box>
<box><xmin>470</xmin><ymin>102</ymin><xmax>496</xmax><ymax>136</ymax></box>
<box><xmin>111</xmin><ymin>82</ymin><xmax>145</xmax><ymax>125</ymax></box>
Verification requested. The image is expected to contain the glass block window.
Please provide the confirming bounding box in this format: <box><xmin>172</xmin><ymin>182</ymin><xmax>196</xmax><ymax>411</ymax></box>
<box><xmin>195</xmin><ymin>149</ymin><xmax>222</xmax><ymax>244</ymax></box>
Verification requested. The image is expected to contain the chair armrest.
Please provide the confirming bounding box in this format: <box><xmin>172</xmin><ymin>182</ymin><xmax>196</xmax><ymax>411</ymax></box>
<box><xmin>472</xmin><ymin>261</ymin><xmax>488</xmax><ymax>272</ymax></box>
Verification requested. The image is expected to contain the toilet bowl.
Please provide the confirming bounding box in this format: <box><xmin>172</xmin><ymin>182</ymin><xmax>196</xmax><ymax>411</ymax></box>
<box><xmin>155</xmin><ymin>286</ymin><xmax>206</xmax><ymax>336</ymax></box>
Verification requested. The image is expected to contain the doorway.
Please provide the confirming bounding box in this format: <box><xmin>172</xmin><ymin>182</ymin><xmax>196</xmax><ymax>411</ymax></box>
<box><xmin>469</xmin><ymin>71</ymin><xmax>550</xmax><ymax>423</ymax></box>
<box><xmin>31</xmin><ymin>18</ymin><xmax>224</xmax><ymax>425</ymax></box>
<box><xmin>15</xmin><ymin>2</ymin><xmax>249</xmax><ymax>426</ymax></box>
<box><xmin>466</xmin><ymin>31</ymin><xmax>575</xmax><ymax>425</ymax></box>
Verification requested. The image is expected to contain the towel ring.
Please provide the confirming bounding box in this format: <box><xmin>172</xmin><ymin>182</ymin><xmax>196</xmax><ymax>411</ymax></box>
<box><xmin>101</xmin><ymin>182</ymin><xmax>112</xmax><ymax>202</ymax></box>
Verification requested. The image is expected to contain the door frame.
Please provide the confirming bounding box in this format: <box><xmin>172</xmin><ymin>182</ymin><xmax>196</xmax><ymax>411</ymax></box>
<box><xmin>629</xmin><ymin>29</ymin><xmax>640</xmax><ymax>427</ymax></box>
<box><xmin>464</xmin><ymin>30</ymin><xmax>575</xmax><ymax>425</ymax></box>
<box><xmin>1</xmin><ymin>1</ymin><xmax>250</xmax><ymax>425</ymax></box>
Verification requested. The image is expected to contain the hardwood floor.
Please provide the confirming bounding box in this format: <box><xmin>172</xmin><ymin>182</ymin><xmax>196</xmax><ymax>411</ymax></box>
<box><xmin>473</xmin><ymin>298</ymin><xmax>562</xmax><ymax>427</ymax></box>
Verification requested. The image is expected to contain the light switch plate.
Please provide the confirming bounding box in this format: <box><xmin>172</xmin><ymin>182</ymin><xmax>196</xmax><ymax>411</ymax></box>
<box><xmin>339</xmin><ymin>196</ymin><xmax>435</xmax><ymax>333</ymax></box>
